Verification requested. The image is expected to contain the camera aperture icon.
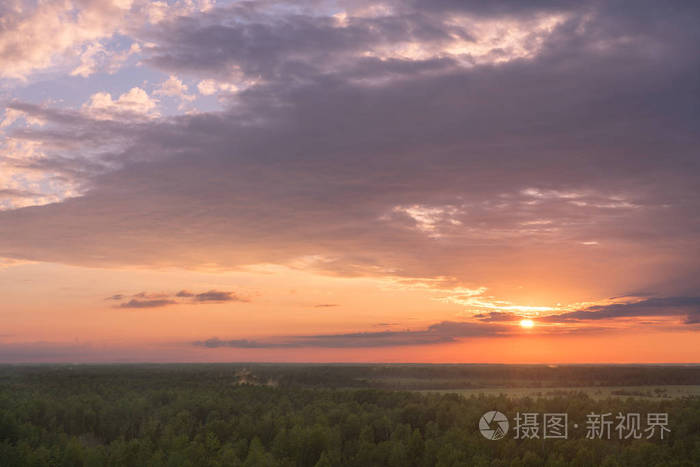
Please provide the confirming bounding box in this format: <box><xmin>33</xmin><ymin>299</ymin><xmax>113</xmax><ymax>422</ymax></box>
<box><xmin>480</xmin><ymin>411</ymin><xmax>509</xmax><ymax>440</ymax></box>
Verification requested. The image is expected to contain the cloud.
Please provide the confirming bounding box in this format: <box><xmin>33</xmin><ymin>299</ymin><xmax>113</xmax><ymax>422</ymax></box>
<box><xmin>109</xmin><ymin>289</ymin><xmax>247</xmax><ymax>307</ymax></box>
<box><xmin>1</xmin><ymin>108</ymin><xmax>45</xmax><ymax>128</ymax></box>
<box><xmin>0</xmin><ymin>0</ymin><xmax>135</xmax><ymax>79</ymax></box>
<box><xmin>0</xmin><ymin>0</ymin><xmax>219</xmax><ymax>80</ymax></box>
<box><xmin>685</xmin><ymin>314</ymin><xmax>700</xmax><ymax>325</ymax></box>
<box><xmin>539</xmin><ymin>297</ymin><xmax>700</xmax><ymax>325</ymax></box>
<box><xmin>196</xmin><ymin>79</ymin><xmax>239</xmax><ymax>96</ymax></box>
<box><xmin>82</xmin><ymin>87</ymin><xmax>159</xmax><ymax>120</ymax></box>
<box><xmin>194</xmin><ymin>320</ymin><xmax>511</xmax><ymax>348</ymax></box>
<box><xmin>119</xmin><ymin>298</ymin><xmax>177</xmax><ymax>308</ymax></box>
<box><xmin>143</xmin><ymin>0</ymin><xmax>571</xmax><ymax>85</ymax></box>
<box><xmin>314</xmin><ymin>303</ymin><xmax>339</xmax><ymax>308</ymax></box>
<box><xmin>0</xmin><ymin>257</ymin><xmax>34</xmax><ymax>269</ymax></box>
<box><xmin>0</xmin><ymin>0</ymin><xmax>698</xmax><ymax>305</ymax></box>
<box><xmin>71</xmin><ymin>41</ymin><xmax>141</xmax><ymax>78</ymax></box>
<box><xmin>155</xmin><ymin>75</ymin><xmax>196</xmax><ymax>109</ymax></box>
<box><xmin>193</xmin><ymin>290</ymin><xmax>243</xmax><ymax>302</ymax></box>
<box><xmin>0</xmin><ymin>188</ymin><xmax>39</xmax><ymax>199</ymax></box>
<box><xmin>474</xmin><ymin>312</ymin><xmax>523</xmax><ymax>322</ymax></box>
<box><xmin>132</xmin><ymin>291</ymin><xmax>170</xmax><ymax>299</ymax></box>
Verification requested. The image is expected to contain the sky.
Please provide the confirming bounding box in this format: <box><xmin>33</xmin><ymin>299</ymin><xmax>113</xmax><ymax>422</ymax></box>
<box><xmin>0</xmin><ymin>0</ymin><xmax>699</xmax><ymax>363</ymax></box>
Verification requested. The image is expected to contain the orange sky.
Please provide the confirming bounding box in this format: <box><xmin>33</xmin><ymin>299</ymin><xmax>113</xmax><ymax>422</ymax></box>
<box><xmin>0</xmin><ymin>260</ymin><xmax>697</xmax><ymax>363</ymax></box>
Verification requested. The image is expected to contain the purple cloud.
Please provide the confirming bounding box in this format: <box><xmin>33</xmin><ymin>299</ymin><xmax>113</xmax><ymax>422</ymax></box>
<box><xmin>0</xmin><ymin>0</ymin><xmax>698</xmax><ymax>310</ymax></box>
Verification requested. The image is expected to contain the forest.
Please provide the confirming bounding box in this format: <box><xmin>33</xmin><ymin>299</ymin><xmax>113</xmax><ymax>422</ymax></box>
<box><xmin>0</xmin><ymin>364</ymin><xmax>698</xmax><ymax>466</ymax></box>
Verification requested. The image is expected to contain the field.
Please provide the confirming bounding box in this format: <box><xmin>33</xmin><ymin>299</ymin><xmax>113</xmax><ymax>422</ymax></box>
<box><xmin>418</xmin><ymin>385</ymin><xmax>700</xmax><ymax>400</ymax></box>
<box><xmin>1</xmin><ymin>364</ymin><xmax>699</xmax><ymax>466</ymax></box>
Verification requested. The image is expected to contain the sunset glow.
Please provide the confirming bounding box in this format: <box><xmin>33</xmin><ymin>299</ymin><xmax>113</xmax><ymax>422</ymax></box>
<box><xmin>0</xmin><ymin>0</ymin><xmax>698</xmax><ymax>364</ymax></box>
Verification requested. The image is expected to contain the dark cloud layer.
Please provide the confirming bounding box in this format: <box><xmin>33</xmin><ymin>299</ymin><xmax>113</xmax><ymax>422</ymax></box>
<box><xmin>1</xmin><ymin>0</ymin><xmax>699</xmax><ymax>301</ymax></box>
<box><xmin>540</xmin><ymin>296</ymin><xmax>700</xmax><ymax>324</ymax></box>
<box><xmin>192</xmin><ymin>318</ymin><xmax>621</xmax><ymax>349</ymax></box>
<box><xmin>194</xmin><ymin>321</ymin><xmax>510</xmax><ymax>348</ymax></box>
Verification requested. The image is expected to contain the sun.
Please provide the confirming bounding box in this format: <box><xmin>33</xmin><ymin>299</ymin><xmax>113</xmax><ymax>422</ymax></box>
<box><xmin>519</xmin><ymin>319</ymin><xmax>535</xmax><ymax>329</ymax></box>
